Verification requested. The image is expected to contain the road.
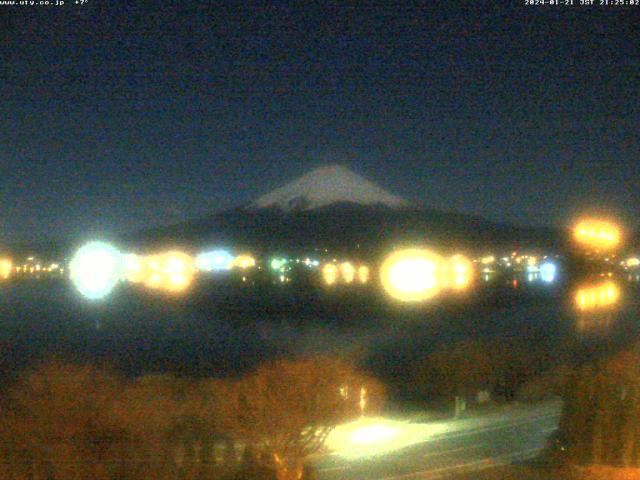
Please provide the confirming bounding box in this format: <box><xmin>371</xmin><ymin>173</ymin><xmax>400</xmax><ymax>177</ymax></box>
<box><xmin>314</xmin><ymin>400</ymin><xmax>562</xmax><ymax>480</ymax></box>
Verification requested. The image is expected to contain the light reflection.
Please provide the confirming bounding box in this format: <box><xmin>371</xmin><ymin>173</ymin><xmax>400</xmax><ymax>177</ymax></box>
<box><xmin>575</xmin><ymin>281</ymin><xmax>620</xmax><ymax>311</ymax></box>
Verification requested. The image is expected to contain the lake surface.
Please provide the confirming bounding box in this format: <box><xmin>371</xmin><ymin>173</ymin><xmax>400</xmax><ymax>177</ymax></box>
<box><xmin>0</xmin><ymin>275</ymin><xmax>638</xmax><ymax>399</ymax></box>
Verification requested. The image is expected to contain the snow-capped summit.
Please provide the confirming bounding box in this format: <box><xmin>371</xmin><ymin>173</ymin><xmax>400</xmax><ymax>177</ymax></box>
<box><xmin>253</xmin><ymin>164</ymin><xmax>409</xmax><ymax>211</ymax></box>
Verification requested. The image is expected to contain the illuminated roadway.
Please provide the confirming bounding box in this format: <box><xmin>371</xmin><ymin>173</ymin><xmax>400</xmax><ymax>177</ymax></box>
<box><xmin>315</xmin><ymin>400</ymin><xmax>561</xmax><ymax>480</ymax></box>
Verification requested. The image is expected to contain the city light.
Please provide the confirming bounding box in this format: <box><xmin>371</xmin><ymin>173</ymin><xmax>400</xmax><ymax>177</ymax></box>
<box><xmin>573</xmin><ymin>219</ymin><xmax>621</xmax><ymax>251</ymax></box>
<box><xmin>575</xmin><ymin>280</ymin><xmax>620</xmax><ymax>311</ymax></box>
<box><xmin>233</xmin><ymin>254</ymin><xmax>256</xmax><ymax>270</ymax></box>
<box><xmin>357</xmin><ymin>265</ymin><xmax>370</xmax><ymax>284</ymax></box>
<box><xmin>445</xmin><ymin>254</ymin><xmax>473</xmax><ymax>291</ymax></box>
<box><xmin>270</xmin><ymin>257</ymin><xmax>287</xmax><ymax>271</ymax></box>
<box><xmin>539</xmin><ymin>262</ymin><xmax>557</xmax><ymax>283</ymax></box>
<box><xmin>379</xmin><ymin>248</ymin><xmax>444</xmax><ymax>302</ymax></box>
<box><xmin>626</xmin><ymin>257</ymin><xmax>640</xmax><ymax>268</ymax></box>
<box><xmin>0</xmin><ymin>258</ymin><xmax>12</xmax><ymax>279</ymax></box>
<box><xmin>123</xmin><ymin>254</ymin><xmax>147</xmax><ymax>283</ymax></box>
<box><xmin>144</xmin><ymin>251</ymin><xmax>196</xmax><ymax>293</ymax></box>
<box><xmin>322</xmin><ymin>263</ymin><xmax>339</xmax><ymax>285</ymax></box>
<box><xmin>69</xmin><ymin>241</ymin><xmax>124</xmax><ymax>300</ymax></box>
<box><xmin>480</xmin><ymin>255</ymin><xmax>495</xmax><ymax>265</ymax></box>
<box><xmin>340</xmin><ymin>262</ymin><xmax>356</xmax><ymax>283</ymax></box>
<box><xmin>196</xmin><ymin>249</ymin><xmax>234</xmax><ymax>272</ymax></box>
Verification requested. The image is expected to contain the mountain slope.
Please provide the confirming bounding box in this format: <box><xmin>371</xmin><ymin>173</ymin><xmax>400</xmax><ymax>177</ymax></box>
<box><xmin>253</xmin><ymin>164</ymin><xmax>409</xmax><ymax>211</ymax></box>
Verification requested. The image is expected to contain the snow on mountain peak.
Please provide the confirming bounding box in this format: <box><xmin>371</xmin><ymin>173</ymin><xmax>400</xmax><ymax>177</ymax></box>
<box><xmin>253</xmin><ymin>164</ymin><xmax>410</xmax><ymax>211</ymax></box>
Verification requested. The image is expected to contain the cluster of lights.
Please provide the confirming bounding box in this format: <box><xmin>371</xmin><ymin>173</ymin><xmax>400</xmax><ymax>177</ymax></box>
<box><xmin>379</xmin><ymin>249</ymin><xmax>474</xmax><ymax>303</ymax></box>
<box><xmin>143</xmin><ymin>251</ymin><xmax>196</xmax><ymax>293</ymax></box>
<box><xmin>575</xmin><ymin>281</ymin><xmax>620</xmax><ymax>311</ymax></box>
<box><xmin>69</xmin><ymin>242</ymin><xmax>202</xmax><ymax>299</ymax></box>
<box><xmin>479</xmin><ymin>255</ymin><xmax>495</xmax><ymax>265</ymax></box>
<box><xmin>321</xmin><ymin>261</ymin><xmax>369</xmax><ymax>285</ymax></box>
<box><xmin>233</xmin><ymin>254</ymin><xmax>256</xmax><ymax>270</ymax></box>
<box><xmin>574</xmin><ymin>219</ymin><xmax>621</xmax><ymax>251</ymax></box>
<box><xmin>13</xmin><ymin>257</ymin><xmax>64</xmax><ymax>277</ymax></box>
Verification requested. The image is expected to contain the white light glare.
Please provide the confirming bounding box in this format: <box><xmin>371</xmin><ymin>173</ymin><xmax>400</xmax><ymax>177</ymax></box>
<box><xmin>69</xmin><ymin>241</ymin><xmax>123</xmax><ymax>299</ymax></box>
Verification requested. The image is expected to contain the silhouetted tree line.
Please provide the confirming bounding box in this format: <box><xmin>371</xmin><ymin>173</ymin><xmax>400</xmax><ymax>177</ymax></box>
<box><xmin>412</xmin><ymin>339</ymin><xmax>570</xmax><ymax>406</ymax></box>
<box><xmin>0</xmin><ymin>358</ymin><xmax>384</xmax><ymax>480</ymax></box>
<box><xmin>561</xmin><ymin>344</ymin><xmax>640</xmax><ymax>468</ymax></box>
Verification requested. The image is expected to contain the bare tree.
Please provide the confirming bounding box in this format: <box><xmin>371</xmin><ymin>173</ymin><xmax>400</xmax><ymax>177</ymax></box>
<box><xmin>202</xmin><ymin>357</ymin><xmax>385</xmax><ymax>480</ymax></box>
<box><xmin>2</xmin><ymin>361</ymin><xmax>125</xmax><ymax>480</ymax></box>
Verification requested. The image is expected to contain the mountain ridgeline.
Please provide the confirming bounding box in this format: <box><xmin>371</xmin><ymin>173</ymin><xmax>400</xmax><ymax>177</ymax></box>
<box><xmin>131</xmin><ymin>203</ymin><xmax>560</xmax><ymax>258</ymax></box>
<box><xmin>127</xmin><ymin>165</ymin><xmax>561</xmax><ymax>256</ymax></box>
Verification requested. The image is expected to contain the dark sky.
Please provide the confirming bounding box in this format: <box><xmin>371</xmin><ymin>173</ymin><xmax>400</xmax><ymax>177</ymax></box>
<box><xmin>1</xmin><ymin>1</ymin><xmax>638</xmax><ymax>242</ymax></box>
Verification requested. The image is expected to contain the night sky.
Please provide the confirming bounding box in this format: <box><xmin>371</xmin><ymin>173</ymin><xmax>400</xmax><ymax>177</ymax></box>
<box><xmin>1</xmin><ymin>2</ymin><xmax>638</xmax><ymax>242</ymax></box>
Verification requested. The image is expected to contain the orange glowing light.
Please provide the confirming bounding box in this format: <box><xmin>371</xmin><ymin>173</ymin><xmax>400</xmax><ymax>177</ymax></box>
<box><xmin>573</xmin><ymin>219</ymin><xmax>621</xmax><ymax>251</ymax></box>
<box><xmin>575</xmin><ymin>281</ymin><xmax>620</xmax><ymax>311</ymax></box>
<box><xmin>357</xmin><ymin>265</ymin><xmax>370</xmax><ymax>284</ymax></box>
<box><xmin>444</xmin><ymin>254</ymin><xmax>473</xmax><ymax>291</ymax></box>
<box><xmin>379</xmin><ymin>248</ymin><xmax>444</xmax><ymax>302</ymax></box>
<box><xmin>144</xmin><ymin>251</ymin><xmax>196</xmax><ymax>293</ymax></box>
<box><xmin>322</xmin><ymin>263</ymin><xmax>339</xmax><ymax>285</ymax></box>
<box><xmin>0</xmin><ymin>258</ymin><xmax>12</xmax><ymax>280</ymax></box>
<box><xmin>480</xmin><ymin>256</ymin><xmax>495</xmax><ymax>265</ymax></box>
<box><xmin>340</xmin><ymin>262</ymin><xmax>356</xmax><ymax>283</ymax></box>
<box><xmin>233</xmin><ymin>254</ymin><xmax>256</xmax><ymax>270</ymax></box>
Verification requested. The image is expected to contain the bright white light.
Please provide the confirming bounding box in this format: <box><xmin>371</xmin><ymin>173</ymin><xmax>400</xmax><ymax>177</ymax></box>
<box><xmin>326</xmin><ymin>417</ymin><xmax>448</xmax><ymax>459</ymax></box>
<box><xmin>540</xmin><ymin>262</ymin><xmax>557</xmax><ymax>283</ymax></box>
<box><xmin>69</xmin><ymin>241</ymin><xmax>123</xmax><ymax>299</ymax></box>
<box><xmin>380</xmin><ymin>249</ymin><xmax>443</xmax><ymax>302</ymax></box>
<box><xmin>196</xmin><ymin>249</ymin><xmax>234</xmax><ymax>272</ymax></box>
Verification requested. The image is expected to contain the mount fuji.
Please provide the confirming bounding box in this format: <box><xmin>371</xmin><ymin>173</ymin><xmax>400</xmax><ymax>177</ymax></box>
<box><xmin>253</xmin><ymin>165</ymin><xmax>409</xmax><ymax>211</ymax></box>
<box><xmin>128</xmin><ymin>165</ymin><xmax>561</xmax><ymax>253</ymax></box>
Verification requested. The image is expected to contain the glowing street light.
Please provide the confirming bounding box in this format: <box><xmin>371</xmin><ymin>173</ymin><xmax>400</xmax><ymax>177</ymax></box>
<box><xmin>322</xmin><ymin>263</ymin><xmax>339</xmax><ymax>285</ymax></box>
<box><xmin>340</xmin><ymin>262</ymin><xmax>356</xmax><ymax>283</ymax></box>
<box><xmin>379</xmin><ymin>248</ymin><xmax>444</xmax><ymax>302</ymax></box>
<box><xmin>0</xmin><ymin>258</ymin><xmax>12</xmax><ymax>280</ymax></box>
<box><xmin>69</xmin><ymin>241</ymin><xmax>124</xmax><ymax>300</ymax></box>
<box><xmin>357</xmin><ymin>265</ymin><xmax>370</xmax><ymax>284</ymax></box>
